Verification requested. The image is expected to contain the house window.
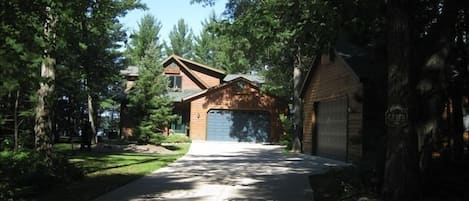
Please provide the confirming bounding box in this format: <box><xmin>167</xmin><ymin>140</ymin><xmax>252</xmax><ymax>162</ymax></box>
<box><xmin>170</xmin><ymin>114</ymin><xmax>186</xmax><ymax>134</ymax></box>
<box><xmin>168</xmin><ymin>75</ymin><xmax>182</xmax><ymax>90</ymax></box>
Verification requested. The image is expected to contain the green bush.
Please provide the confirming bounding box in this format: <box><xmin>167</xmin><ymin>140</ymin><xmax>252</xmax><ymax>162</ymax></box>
<box><xmin>134</xmin><ymin>125</ymin><xmax>191</xmax><ymax>145</ymax></box>
<box><xmin>149</xmin><ymin>134</ymin><xmax>165</xmax><ymax>145</ymax></box>
<box><xmin>133</xmin><ymin>124</ymin><xmax>164</xmax><ymax>145</ymax></box>
<box><xmin>0</xmin><ymin>151</ymin><xmax>83</xmax><ymax>200</ymax></box>
<box><xmin>0</xmin><ymin>136</ymin><xmax>13</xmax><ymax>151</ymax></box>
<box><xmin>163</xmin><ymin>134</ymin><xmax>191</xmax><ymax>143</ymax></box>
<box><xmin>279</xmin><ymin>114</ymin><xmax>292</xmax><ymax>149</ymax></box>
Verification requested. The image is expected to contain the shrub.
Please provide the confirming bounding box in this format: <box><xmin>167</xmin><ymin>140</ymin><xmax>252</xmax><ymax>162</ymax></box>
<box><xmin>279</xmin><ymin>114</ymin><xmax>292</xmax><ymax>149</ymax></box>
<box><xmin>149</xmin><ymin>134</ymin><xmax>165</xmax><ymax>145</ymax></box>
<box><xmin>163</xmin><ymin>134</ymin><xmax>191</xmax><ymax>143</ymax></box>
<box><xmin>0</xmin><ymin>151</ymin><xmax>83</xmax><ymax>200</ymax></box>
<box><xmin>0</xmin><ymin>136</ymin><xmax>13</xmax><ymax>151</ymax></box>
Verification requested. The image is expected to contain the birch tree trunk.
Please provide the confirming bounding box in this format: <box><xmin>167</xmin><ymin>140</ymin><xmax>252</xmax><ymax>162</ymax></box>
<box><xmin>35</xmin><ymin>6</ymin><xmax>56</xmax><ymax>162</ymax></box>
<box><xmin>382</xmin><ymin>1</ymin><xmax>420</xmax><ymax>200</ymax></box>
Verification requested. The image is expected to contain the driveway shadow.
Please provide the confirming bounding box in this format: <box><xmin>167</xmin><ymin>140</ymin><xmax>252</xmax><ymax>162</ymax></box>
<box><xmin>94</xmin><ymin>142</ymin><xmax>347</xmax><ymax>201</ymax></box>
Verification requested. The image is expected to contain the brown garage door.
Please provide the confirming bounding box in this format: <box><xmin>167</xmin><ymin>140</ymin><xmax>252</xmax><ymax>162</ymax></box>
<box><xmin>315</xmin><ymin>98</ymin><xmax>348</xmax><ymax>161</ymax></box>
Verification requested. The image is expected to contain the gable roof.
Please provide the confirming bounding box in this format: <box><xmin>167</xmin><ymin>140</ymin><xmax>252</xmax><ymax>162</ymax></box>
<box><xmin>161</xmin><ymin>55</ymin><xmax>226</xmax><ymax>89</ymax></box>
<box><xmin>181</xmin><ymin>77</ymin><xmax>271</xmax><ymax>103</ymax></box>
<box><xmin>166</xmin><ymin>55</ymin><xmax>226</xmax><ymax>75</ymax></box>
<box><xmin>223</xmin><ymin>74</ymin><xmax>265</xmax><ymax>84</ymax></box>
<box><xmin>122</xmin><ymin>55</ymin><xmax>227</xmax><ymax>88</ymax></box>
<box><xmin>167</xmin><ymin>89</ymin><xmax>203</xmax><ymax>102</ymax></box>
<box><xmin>300</xmin><ymin>41</ymin><xmax>376</xmax><ymax>98</ymax></box>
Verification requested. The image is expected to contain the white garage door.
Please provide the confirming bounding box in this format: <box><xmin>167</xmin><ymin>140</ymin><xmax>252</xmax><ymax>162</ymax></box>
<box><xmin>316</xmin><ymin>98</ymin><xmax>348</xmax><ymax>161</ymax></box>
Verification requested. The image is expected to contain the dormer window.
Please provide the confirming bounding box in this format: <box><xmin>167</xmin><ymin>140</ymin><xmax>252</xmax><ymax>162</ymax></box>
<box><xmin>168</xmin><ymin>75</ymin><xmax>182</xmax><ymax>90</ymax></box>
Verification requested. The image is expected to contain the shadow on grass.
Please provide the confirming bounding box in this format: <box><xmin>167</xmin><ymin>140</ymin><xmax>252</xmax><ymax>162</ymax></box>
<box><xmin>37</xmin><ymin>173</ymin><xmax>143</xmax><ymax>201</ymax></box>
<box><xmin>31</xmin><ymin>144</ymin><xmax>191</xmax><ymax>201</ymax></box>
<box><xmin>68</xmin><ymin>150</ymin><xmax>188</xmax><ymax>173</ymax></box>
<box><xmin>162</xmin><ymin>145</ymin><xmax>182</xmax><ymax>151</ymax></box>
<box><xmin>81</xmin><ymin>157</ymin><xmax>178</xmax><ymax>174</ymax></box>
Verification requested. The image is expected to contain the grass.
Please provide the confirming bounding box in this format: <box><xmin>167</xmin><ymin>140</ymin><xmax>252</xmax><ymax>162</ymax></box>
<box><xmin>53</xmin><ymin>143</ymin><xmax>83</xmax><ymax>152</ymax></box>
<box><xmin>37</xmin><ymin>143</ymin><xmax>190</xmax><ymax>201</ymax></box>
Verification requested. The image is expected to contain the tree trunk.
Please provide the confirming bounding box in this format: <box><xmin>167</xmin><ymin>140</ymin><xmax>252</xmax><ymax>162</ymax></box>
<box><xmin>449</xmin><ymin>92</ymin><xmax>464</xmax><ymax>160</ymax></box>
<box><xmin>87</xmin><ymin>92</ymin><xmax>97</xmax><ymax>144</ymax></box>
<box><xmin>35</xmin><ymin>57</ymin><xmax>55</xmax><ymax>155</ymax></box>
<box><xmin>14</xmin><ymin>89</ymin><xmax>19</xmax><ymax>152</ymax></box>
<box><xmin>291</xmin><ymin>46</ymin><xmax>302</xmax><ymax>152</ymax></box>
<box><xmin>35</xmin><ymin>6</ymin><xmax>56</xmax><ymax>163</ymax></box>
<box><xmin>416</xmin><ymin>45</ymin><xmax>449</xmax><ymax>183</ymax></box>
<box><xmin>382</xmin><ymin>1</ymin><xmax>420</xmax><ymax>200</ymax></box>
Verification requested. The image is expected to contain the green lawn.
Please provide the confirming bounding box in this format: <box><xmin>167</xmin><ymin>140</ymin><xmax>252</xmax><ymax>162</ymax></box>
<box><xmin>37</xmin><ymin>143</ymin><xmax>190</xmax><ymax>201</ymax></box>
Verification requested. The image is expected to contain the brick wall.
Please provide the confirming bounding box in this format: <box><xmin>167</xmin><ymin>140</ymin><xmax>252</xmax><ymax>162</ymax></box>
<box><xmin>302</xmin><ymin>55</ymin><xmax>363</xmax><ymax>162</ymax></box>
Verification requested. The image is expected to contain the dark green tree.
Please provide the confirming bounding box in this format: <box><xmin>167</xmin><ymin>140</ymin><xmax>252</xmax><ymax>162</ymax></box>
<box><xmin>194</xmin><ymin>0</ymin><xmax>469</xmax><ymax>200</ymax></box>
<box><xmin>194</xmin><ymin>13</ymin><xmax>220</xmax><ymax>67</ymax></box>
<box><xmin>165</xmin><ymin>18</ymin><xmax>194</xmax><ymax>58</ymax></box>
<box><xmin>48</xmin><ymin>0</ymin><xmax>143</xmax><ymax>146</ymax></box>
<box><xmin>0</xmin><ymin>1</ymin><xmax>45</xmax><ymax>151</ymax></box>
<box><xmin>0</xmin><ymin>0</ymin><xmax>143</xmax><ymax>154</ymax></box>
<box><xmin>128</xmin><ymin>42</ymin><xmax>175</xmax><ymax>142</ymax></box>
<box><xmin>127</xmin><ymin>14</ymin><xmax>163</xmax><ymax>64</ymax></box>
<box><xmin>193</xmin><ymin>12</ymin><xmax>250</xmax><ymax>73</ymax></box>
<box><xmin>213</xmin><ymin>0</ymin><xmax>340</xmax><ymax>151</ymax></box>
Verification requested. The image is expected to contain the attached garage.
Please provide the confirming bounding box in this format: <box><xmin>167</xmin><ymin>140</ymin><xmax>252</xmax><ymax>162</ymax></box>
<box><xmin>300</xmin><ymin>45</ymin><xmax>385</xmax><ymax>163</ymax></box>
<box><xmin>184</xmin><ymin>77</ymin><xmax>287</xmax><ymax>143</ymax></box>
<box><xmin>315</xmin><ymin>98</ymin><xmax>348</xmax><ymax>161</ymax></box>
<box><xmin>207</xmin><ymin>109</ymin><xmax>270</xmax><ymax>142</ymax></box>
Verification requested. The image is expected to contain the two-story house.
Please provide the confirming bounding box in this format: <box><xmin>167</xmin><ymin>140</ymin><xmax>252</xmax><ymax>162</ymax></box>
<box><xmin>121</xmin><ymin>55</ymin><xmax>287</xmax><ymax>143</ymax></box>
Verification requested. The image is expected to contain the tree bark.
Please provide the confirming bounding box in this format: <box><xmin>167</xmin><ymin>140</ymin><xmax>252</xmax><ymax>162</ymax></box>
<box><xmin>291</xmin><ymin>45</ymin><xmax>302</xmax><ymax>152</ymax></box>
<box><xmin>35</xmin><ymin>6</ymin><xmax>56</xmax><ymax>163</ymax></box>
<box><xmin>382</xmin><ymin>0</ymin><xmax>420</xmax><ymax>200</ymax></box>
<box><xmin>14</xmin><ymin>89</ymin><xmax>19</xmax><ymax>152</ymax></box>
<box><xmin>87</xmin><ymin>92</ymin><xmax>97</xmax><ymax>144</ymax></box>
<box><xmin>449</xmin><ymin>89</ymin><xmax>465</xmax><ymax>160</ymax></box>
<box><xmin>416</xmin><ymin>45</ymin><xmax>449</xmax><ymax>182</ymax></box>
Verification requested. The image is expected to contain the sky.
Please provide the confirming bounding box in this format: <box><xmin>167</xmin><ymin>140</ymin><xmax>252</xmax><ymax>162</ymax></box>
<box><xmin>119</xmin><ymin>0</ymin><xmax>227</xmax><ymax>43</ymax></box>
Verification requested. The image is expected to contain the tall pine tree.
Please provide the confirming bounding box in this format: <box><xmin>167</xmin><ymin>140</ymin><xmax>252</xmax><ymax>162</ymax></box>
<box><xmin>193</xmin><ymin>12</ymin><xmax>249</xmax><ymax>73</ymax></box>
<box><xmin>165</xmin><ymin>18</ymin><xmax>194</xmax><ymax>59</ymax></box>
<box><xmin>127</xmin><ymin>42</ymin><xmax>175</xmax><ymax>142</ymax></box>
<box><xmin>127</xmin><ymin>14</ymin><xmax>163</xmax><ymax>64</ymax></box>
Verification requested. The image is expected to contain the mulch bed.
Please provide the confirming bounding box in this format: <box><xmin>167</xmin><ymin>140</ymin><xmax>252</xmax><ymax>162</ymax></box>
<box><xmin>94</xmin><ymin>143</ymin><xmax>175</xmax><ymax>154</ymax></box>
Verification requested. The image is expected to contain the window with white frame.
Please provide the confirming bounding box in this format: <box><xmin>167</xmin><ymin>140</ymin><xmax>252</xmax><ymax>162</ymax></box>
<box><xmin>168</xmin><ymin>75</ymin><xmax>182</xmax><ymax>90</ymax></box>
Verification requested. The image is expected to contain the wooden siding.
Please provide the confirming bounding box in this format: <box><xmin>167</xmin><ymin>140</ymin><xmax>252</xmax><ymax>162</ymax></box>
<box><xmin>179</xmin><ymin>69</ymin><xmax>201</xmax><ymax>90</ymax></box>
<box><xmin>163</xmin><ymin>66</ymin><xmax>202</xmax><ymax>90</ymax></box>
<box><xmin>302</xmin><ymin>55</ymin><xmax>363</xmax><ymax>162</ymax></box>
<box><xmin>163</xmin><ymin>65</ymin><xmax>221</xmax><ymax>90</ymax></box>
<box><xmin>164</xmin><ymin>66</ymin><xmax>181</xmax><ymax>74</ymax></box>
<box><xmin>192</xmin><ymin>70</ymin><xmax>221</xmax><ymax>88</ymax></box>
<box><xmin>189</xmin><ymin>81</ymin><xmax>286</xmax><ymax>142</ymax></box>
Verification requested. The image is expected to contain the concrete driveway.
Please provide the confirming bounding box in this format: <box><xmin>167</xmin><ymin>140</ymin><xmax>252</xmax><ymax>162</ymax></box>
<box><xmin>93</xmin><ymin>141</ymin><xmax>347</xmax><ymax>201</ymax></box>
